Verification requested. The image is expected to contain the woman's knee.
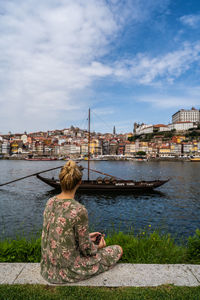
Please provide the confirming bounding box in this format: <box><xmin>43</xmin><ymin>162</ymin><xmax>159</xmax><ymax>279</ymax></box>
<box><xmin>117</xmin><ymin>245</ymin><xmax>123</xmax><ymax>258</ymax></box>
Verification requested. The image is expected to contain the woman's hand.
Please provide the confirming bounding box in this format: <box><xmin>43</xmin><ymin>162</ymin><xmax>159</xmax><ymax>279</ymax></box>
<box><xmin>98</xmin><ymin>235</ymin><xmax>106</xmax><ymax>249</ymax></box>
<box><xmin>89</xmin><ymin>232</ymin><xmax>101</xmax><ymax>242</ymax></box>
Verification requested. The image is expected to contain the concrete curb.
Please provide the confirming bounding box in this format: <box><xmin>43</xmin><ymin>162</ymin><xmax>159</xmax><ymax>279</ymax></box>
<box><xmin>0</xmin><ymin>263</ymin><xmax>200</xmax><ymax>286</ymax></box>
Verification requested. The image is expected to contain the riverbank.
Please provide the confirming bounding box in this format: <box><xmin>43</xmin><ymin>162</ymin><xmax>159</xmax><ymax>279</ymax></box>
<box><xmin>1</xmin><ymin>229</ymin><xmax>200</xmax><ymax>264</ymax></box>
<box><xmin>0</xmin><ymin>156</ymin><xmax>193</xmax><ymax>162</ymax></box>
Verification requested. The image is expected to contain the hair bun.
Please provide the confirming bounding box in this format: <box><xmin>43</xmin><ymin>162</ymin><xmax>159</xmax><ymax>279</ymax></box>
<box><xmin>59</xmin><ymin>160</ymin><xmax>82</xmax><ymax>191</ymax></box>
<box><xmin>62</xmin><ymin>160</ymin><xmax>76</xmax><ymax>173</ymax></box>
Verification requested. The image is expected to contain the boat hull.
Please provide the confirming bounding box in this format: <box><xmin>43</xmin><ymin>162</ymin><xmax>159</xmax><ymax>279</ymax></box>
<box><xmin>190</xmin><ymin>158</ymin><xmax>200</xmax><ymax>162</ymax></box>
<box><xmin>36</xmin><ymin>174</ymin><xmax>169</xmax><ymax>192</ymax></box>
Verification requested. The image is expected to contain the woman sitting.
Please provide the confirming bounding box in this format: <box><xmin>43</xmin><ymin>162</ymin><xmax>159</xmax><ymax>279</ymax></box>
<box><xmin>40</xmin><ymin>160</ymin><xmax>123</xmax><ymax>283</ymax></box>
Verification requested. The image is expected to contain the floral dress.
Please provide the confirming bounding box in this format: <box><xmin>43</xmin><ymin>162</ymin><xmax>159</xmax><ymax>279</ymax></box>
<box><xmin>40</xmin><ymin>196</ymin><xmax>122</xmax><ymax>283</ymax></box>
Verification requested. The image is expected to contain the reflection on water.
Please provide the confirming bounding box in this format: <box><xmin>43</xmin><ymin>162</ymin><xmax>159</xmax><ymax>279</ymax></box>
<box><xmin>0</xmin><ymin>160</ymin><xmax>200</xmax><ymax>240</ymax></box>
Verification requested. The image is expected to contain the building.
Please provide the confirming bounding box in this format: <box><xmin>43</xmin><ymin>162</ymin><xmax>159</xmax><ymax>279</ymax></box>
<box><xmin>153</xmin><ymin>124</ymin><xmax>169</xmax><ymax>132</ymax></box>
<box><xmin>89</xmin><ymin>139</ymin><xmax>102</xmax><ymax>156</ymax></box>
<box><xmin>135</xmin><ymin>124</ymin><xmax>169</xmax><ymax>135</ymax></box>
<box><xmin>60</xmin><ymin>144</ymin><xmax>81</xmax><ymax>155</ymax></box>
<box><xmin>80</xmin><ymin>143</ymin><xmax>88</xmax><ymax>155</ymax></box>
<box><xmin>2</xmin><ymin>141</ymin><xmax>10</xmax><ymax>154</ymax></box>
<box><xmin>169</xmin><ymin>121</ymin><xmax>196</xmax><ymax>131</ymax></box>
<box><xmin>172</xmin><ymin>108</ymin><xmax>200</xmax><ymax>124</ymax></box>
<box><xmin>135</xmin><ymin>124</ymin><xmax>153</xmax><ymax>135</ymax></box>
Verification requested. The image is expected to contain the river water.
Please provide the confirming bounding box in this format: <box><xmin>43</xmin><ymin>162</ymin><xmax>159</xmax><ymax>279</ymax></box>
<box><xmin>0</xmin><ymin>160</ymin><xmax>199</xmax><ymax>240</ymax></box>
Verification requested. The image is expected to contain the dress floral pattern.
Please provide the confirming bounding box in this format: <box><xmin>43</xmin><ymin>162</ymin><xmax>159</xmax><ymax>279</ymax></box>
<box><xmin>40</xmin><ymin>196</ymin><xmax>122</xmax><ymax>283</ymax></box>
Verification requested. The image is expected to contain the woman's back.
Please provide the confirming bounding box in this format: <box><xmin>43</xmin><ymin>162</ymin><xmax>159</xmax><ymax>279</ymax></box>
<box><xmin>41</xmin><ymin>196</ymin><xmax>101</xmax><ymax>283</ymax></box>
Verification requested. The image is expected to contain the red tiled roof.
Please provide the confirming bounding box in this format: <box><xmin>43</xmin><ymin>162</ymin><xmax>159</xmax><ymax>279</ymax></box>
<box><xmin>154</xmin><ymin>124</ymin><xmax>168</xmax><ymax>128</ymax></box>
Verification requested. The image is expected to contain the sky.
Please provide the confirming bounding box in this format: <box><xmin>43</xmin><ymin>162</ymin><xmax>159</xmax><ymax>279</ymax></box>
<box><xmin>0</xmin><ymin>0</ymin><xmax>200</xmax><ymax>134</ymax></box>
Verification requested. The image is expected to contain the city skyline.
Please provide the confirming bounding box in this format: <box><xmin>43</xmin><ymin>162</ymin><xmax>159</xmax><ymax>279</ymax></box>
<box><xmin>0</xmin><ymin>0</ymin><xmax>200</xmax><ymax>134</ymax></box>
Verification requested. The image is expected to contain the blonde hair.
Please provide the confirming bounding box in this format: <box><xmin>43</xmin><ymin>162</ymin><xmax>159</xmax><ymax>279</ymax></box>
<box><xmin>59</xmin><ymin>160</ymin><xmax>83</xmax><ymax>191</ymax></box>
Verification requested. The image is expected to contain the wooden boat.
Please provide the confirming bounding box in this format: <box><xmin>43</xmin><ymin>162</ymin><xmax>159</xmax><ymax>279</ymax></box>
<box><xmin>36</xmin><ymin>174</ymin><xmax>169</xmax><ymax>192</ymax></box>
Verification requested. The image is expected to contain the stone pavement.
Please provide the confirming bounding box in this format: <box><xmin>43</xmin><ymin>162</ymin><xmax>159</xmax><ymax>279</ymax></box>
<box><xmin>0</xmin><ymin>263</ymin><xmax>200</xmax><ymax>287</ymax></box>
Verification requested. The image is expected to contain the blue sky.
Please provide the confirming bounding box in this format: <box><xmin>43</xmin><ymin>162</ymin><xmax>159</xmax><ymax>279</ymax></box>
<box><xmin>0</xmin><ymin>0</ymin><xmax>200</xmax><ymax>134</ymax></box>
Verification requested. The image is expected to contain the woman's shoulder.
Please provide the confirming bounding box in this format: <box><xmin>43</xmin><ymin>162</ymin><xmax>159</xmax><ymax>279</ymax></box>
<box><xmin>70</xmin><ymin>199</ymin><xmax>87</xmax><ymax>216</ymax></box>
<box><xmin>46</xmin><ymin>196</ymin><xmax>56</xmax><ymax>207</ymax></box>
<box><xmin>72</xmin><ymin>198</ymin><xmax>86</xmax><ymax>211</ymax></box>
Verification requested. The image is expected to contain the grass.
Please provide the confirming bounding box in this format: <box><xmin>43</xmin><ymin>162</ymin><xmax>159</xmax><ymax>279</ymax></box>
<box><xmin>0</xmin><ymin>285</ymin><xmax>200</xmax><ymax>300</ymax></box>
<box><xmin>0</xmin><ymin>227</ymin><xmax>200</xmax><ymax>264</ymax></box>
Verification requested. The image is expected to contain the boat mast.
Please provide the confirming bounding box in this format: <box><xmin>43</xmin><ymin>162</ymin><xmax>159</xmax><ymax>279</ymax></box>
<box><xmin>88</xmin><ymin>108</ymin><xmax>90</xmax><ymax>181</ymax></box>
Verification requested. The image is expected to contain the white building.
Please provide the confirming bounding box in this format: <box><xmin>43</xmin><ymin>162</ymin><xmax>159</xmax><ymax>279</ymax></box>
<box><xmin>198</xmin><ymin>142</ymin><xmax>200</xmax><ymax>152</ymax></box>
<box><xmin>169</xmin><ymin>122</ymin><xmax>197</xmax><ymax>131</ymax></box>
<box><xmin>135</xmin><ymin>124</ymin><xmax>169</xmax><ymax>135</ymax></box>
<box><xmin>125</xmin><ymin>143</ymin><xmax>136</xmax><ymax>155</ymax></box>
<box><xmin>172</xmin><ymin>108</ymin><xmax>200</xmax><ymax>123</ymax></box>
<box><xmin>60</xmin><ymin>144</ymin><xmax>80</xmax><ymax>155</ymax></box>
<box><xmin>21</xmin><ymin>134</ymin><xmax>28</xmax><ymax>144</ymax></box>
<box><xmin>153</xmin><ymin>124</ymin><xmax>169</xmax><ymax>132</ymax></box>
<box><xmin>2</xmin><ymin>141</ymin><xmax>10</xmax><ymax>154</ymax></box>
<box><xmin>135</xmin><ymin>124</ymin><xmax>153</xmax><ymax>135</ymax></box>
<box><xmin>63</xmin><ymin>129</ymin><xmax>70</xmax><ymax>135</ymax></box>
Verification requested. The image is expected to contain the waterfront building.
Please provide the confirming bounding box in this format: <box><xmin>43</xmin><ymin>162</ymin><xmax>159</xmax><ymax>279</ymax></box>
<box><xmin>102</xmin><ymin>140</ymin><xmax>110</xmax><ymax>155</ymax></box>
<box><xmin>21</xmin><ymin>134</ymin><xmax>28</xmax><ymax>144</ymax></box>
<box><xmin>158</xmin><ymin>145</ymin><xmax>172</xmax><ymax>157</ymax></box>
<box><xmin>172</xmin><ymin>107</ymin><xmax>200</xmax><ymax>124</ymax></box>
<box><xmin>138</xmin><ymin>141</ymin><xmax>149</xmax><ymax>154</ymax></box>
<box><xmin>90</xmin><ymin>139</ymin><xmax>102</xmax><ymax>156</ymax></box>
<box><xmin>60</xmin><ymin>143</ymin><xmax>81</xmax><ymax>155</ymax></box>
<box><xmin>198</xmin><ymin>142</ymin><xmax>200</xmax><ymax>153</ymax></box>
<box><xmin>10</xmin><ymin>141</ymin><xmax>20</xmax><ymax>154</ymax></box>
<box><xmin>170</xmin><ymin>143</ymin><xmax>182</xmax><ymax>156</ymax></box>
<box><xmin>129</xmin><ymin>142</ymin><xmax>136</xmax><ymax>154</ymax></box>
<box><xmin>117</xmin><ymin>142</ymin><xmax>125</xmax><ymax>155</ymax></box>
<box><xmin>80</xmin><ymin>143</ymin><xmax>88</xmax><ymax>155</ymax></box>
<box><xmin>35</xmin><ymin>141</ymin><xmax>44</xmax><ymax>155</ymax></box>
<box><xmin>2</xmin><ymin>141</ymin><xmax>10</xmax><ymax>154</ymax></box>
<box><xmin>171</xmin><ymin>136</ymin><xmax>186</xmax><ymax>144</ymax></box>
<box><xmin>182</xmin><ymin>143</ymin><xmax>193</xmax><ymax>154</ymax></box>
<box><xmin>53</xmin><ymin>144</ymin><xmax>60</xmax><ymax>156</ymax></box>
<box><xmin>63</xmin><ymin>129</ymin><xmax>70</xmax><ymax>135</ymax></box>
<box><xmin>125</xmin><ymin>142</ymin><xmax>138</xmax><ymax>156</ymax></box>
<box><xmin>43</xmin><ymin>145</ymin><xmax>53</xmax><ymax>156</ymax></box>
<box><xmin>109</xmin><ymin>140</ymin><xmax>118</xmax><ymax>155</ymax></box>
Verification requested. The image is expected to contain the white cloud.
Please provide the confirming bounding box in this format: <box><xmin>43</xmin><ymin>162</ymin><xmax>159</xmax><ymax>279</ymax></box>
<box><xmin>80</xmin><ymin>41</ymin><xmax>200</xmax><ymax>86</ymax></box>
<box><xmin>114</xmin><ymin>41</ymin><xmax>200</xmax><ymax>84</ymax></box>
<box><xmin>180</xmin><ymin>14</ymin><xmax>200</xmax><ymax>28</ymax></box>
<box><xmin>81</xmin><ymin>62</ymin><xmax>113</xmax><ymax>77</ymax></box>
<box><xmin>135</xmin><ymin>85</ymin><xmax>200</xmax><ymax>108</ymax></box>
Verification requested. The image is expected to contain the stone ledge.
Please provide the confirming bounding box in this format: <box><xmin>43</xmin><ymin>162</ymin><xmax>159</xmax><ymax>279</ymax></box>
<box><xmin>0</xmin><ymin>263</ymin><xmax>200</xmax><ymax>287</ymax></box>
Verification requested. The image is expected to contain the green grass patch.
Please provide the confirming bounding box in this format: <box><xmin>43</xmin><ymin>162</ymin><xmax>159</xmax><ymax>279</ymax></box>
<box><xmin>0</xmin><ymin>228</ymin><xmax>200</xmax><ymax>264</ymax></box>
<box><xmin>0</xmin><ymin>285</ymin><xmax>200</xmax><ymax>300</ymax></box>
